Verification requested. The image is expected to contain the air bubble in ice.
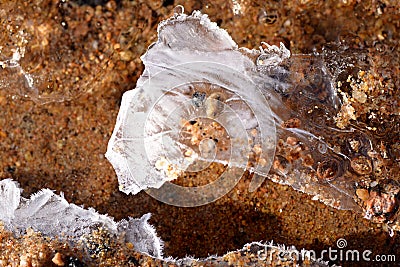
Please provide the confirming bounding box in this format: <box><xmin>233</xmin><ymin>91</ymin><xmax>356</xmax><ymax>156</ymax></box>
<box><xmin>192</xmin><ymin>91</ymin><xmax>206</xmax><ymax>107</ymax></box>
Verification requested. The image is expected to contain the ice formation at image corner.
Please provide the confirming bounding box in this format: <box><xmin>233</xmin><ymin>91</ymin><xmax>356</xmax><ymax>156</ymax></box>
<box><xmin>0</xmin><ymin>179</ymin><xmax>163</xmax><ymax>259</ymax></box>
<box><xmin>105</xmin><ymin>10</ymin><xmax>289</xmax><ymax>196</ymax></box>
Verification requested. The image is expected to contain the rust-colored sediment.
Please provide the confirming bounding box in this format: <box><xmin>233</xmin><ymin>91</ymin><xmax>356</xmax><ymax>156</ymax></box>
<box><xmin>0</xmin><ymin>0</ymin><xmax>399</xmax><ymax>266</ymax></box>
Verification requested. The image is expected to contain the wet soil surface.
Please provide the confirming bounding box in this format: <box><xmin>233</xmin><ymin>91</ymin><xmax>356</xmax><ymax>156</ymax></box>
<box><xmin>0</xmin><ymin>0</ymin><xmax>399</xmax><ymax>266</ymax></box>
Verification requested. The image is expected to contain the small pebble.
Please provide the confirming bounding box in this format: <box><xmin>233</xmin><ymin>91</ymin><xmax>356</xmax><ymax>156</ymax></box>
<box><xmin>52</xmin><ymin>252</ymin><xmax>65</xmax><ymax>266</ymax></box>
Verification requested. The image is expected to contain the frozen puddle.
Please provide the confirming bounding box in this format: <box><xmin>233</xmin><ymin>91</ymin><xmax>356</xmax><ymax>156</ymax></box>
<box><xmin>106</xmin><ymin>8</ymin><xmax>355</xmax><ymax>211</ymax></box>
<box><xmin>106</xmin><ymin>8</ymin><xmax>400</xmax><ymax>232</ymax></box>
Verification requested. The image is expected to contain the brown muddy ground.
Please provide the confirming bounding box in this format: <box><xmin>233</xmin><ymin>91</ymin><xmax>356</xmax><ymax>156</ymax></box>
<box><xmin>0</xmin><ymin>0</ymin><xmax>399</xmax><ymax>266</ymax></box>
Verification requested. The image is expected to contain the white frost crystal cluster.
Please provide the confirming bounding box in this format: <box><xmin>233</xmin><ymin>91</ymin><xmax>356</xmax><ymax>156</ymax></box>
<box><xmin>0</xmin><ymin>180</ymin><xmax>327</xmax><ymax>265</ymax></box>
<box><xmin>0</xmin><ymin>179</ymin><xmax>163</xmax><ymax>258</ymax></box>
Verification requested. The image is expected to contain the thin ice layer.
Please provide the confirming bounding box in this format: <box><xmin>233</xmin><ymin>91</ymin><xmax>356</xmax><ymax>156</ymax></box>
<box><xmin>106</xmin><ymin>11</ymin><xmax>277</xmax><ymax>200</ymax></box>
<box><xmin>0</xmin><ymin>179</ymin><xmax>163</xmax><ymax>259</ymax></box>
<box><xmin>0</xmin><ymin>2</ymin><xmax>110</xmax><ymax>104</ymax></box>
<box><xmin>106</xmin><ymin>9</ymin><xmax>371</xmax><ymax>212</ymax></box>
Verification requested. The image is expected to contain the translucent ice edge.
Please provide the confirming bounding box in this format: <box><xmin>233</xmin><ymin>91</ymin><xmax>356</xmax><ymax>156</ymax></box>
<box><xmin>0</xmin><ymin>179</ymin><xmax>163</xmax><ymax>259</ymax></box>
<box><xmin>0</xmin><ymin>49</ymin><xmax>38</xmax><ymax>96</ymax></box>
